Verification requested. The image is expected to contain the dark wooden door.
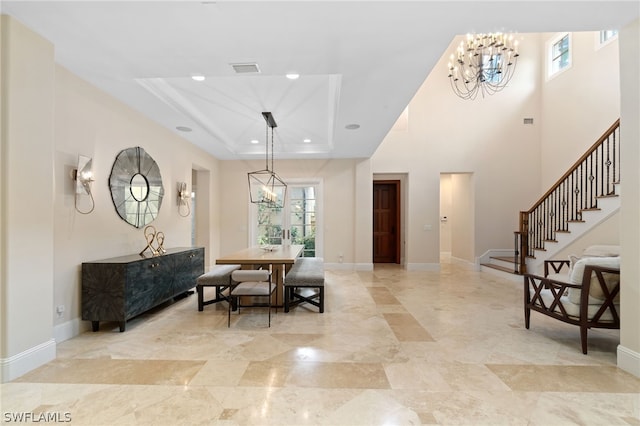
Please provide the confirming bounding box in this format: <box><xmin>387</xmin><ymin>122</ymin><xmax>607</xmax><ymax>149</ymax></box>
<box><xmin>373</xmin><ymin>181</ymin><xmax>400</xmax><ymax>263</ymax></box>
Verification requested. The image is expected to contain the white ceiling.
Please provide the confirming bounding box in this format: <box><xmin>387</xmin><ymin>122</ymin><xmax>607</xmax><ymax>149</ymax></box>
<box><xmin>2</xmin><ymin>1</ymin><xmax>638</xmax><ymax>160</ymax></box>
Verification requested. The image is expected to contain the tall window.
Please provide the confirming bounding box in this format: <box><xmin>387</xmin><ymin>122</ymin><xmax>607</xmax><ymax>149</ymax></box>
<box><xmin>256</xmin><ymin>204</ymin><xmax>284</xmax><ymax>247</ymax></box>
<box><xmin>253</xmin><ymin>181</ymin><xmax>322</xmax><ymax>258</ymax></box>
<box><xmin>289</xmin><ymin>186</ymin><xmax>316</xmax><ymax>257</ymax></box>
<box><xmin>549</xmin><ymin>33</ymin><xmax>571</xmax><ymax>77</ymax></box>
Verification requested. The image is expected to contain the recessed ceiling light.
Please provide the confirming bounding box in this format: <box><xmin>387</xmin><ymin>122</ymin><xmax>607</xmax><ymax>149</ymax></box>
<box><xmin>191</xmin><ymin>75</ymin><xmax>205</xmax><ymax>82</ymax></box>
<box><xmin>176</xmin><ymin>126</ymin><xmax>192</xmax><ymax>132</ymax></box>
<box><xmin>303</xmin><ymin>138</ymin><xmax>311</xmax><ymax>143</ymax></box>
<box><xmin>345</xmin><ymin>124</ymin><xmax>360</xmax><ymax>130</ymax></box>
<box><xmin>250</xmin><ymin>139</ymin><xmax>260</xmax><ymax>144</ymax></box>
<box><xmin>286</xmin><ymin>73</ymin><xmax>300</xmax><ymax>80</ymax></box>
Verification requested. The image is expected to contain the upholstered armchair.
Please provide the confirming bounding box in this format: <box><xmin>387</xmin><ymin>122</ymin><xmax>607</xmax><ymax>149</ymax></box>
<box><xmin>524</xmin><ymin>245</ymin><xmax>620</xmax><ymax>354</ymax></box>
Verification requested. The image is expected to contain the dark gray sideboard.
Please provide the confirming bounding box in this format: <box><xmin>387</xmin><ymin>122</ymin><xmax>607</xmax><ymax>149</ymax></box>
<box><xmin>82</xmin><ymin>247</ymin><xmax>204</xmax><ymax>332</ymax></box>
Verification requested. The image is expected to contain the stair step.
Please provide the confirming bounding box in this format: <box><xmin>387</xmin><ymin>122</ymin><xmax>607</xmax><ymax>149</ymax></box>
<box><xmin>481</xmin><ymin>263</ymin><xmax>518</xmax><ymax>274</ymax></box>
<box><xmin>491</xmin><ymin>256</ymin><xmax>517</xmax><ymax>263</ymax></box>
<box><xmin>524</xmin><ymin>182</ymin><xmax>620</xmax><ymax>273</ymax></box>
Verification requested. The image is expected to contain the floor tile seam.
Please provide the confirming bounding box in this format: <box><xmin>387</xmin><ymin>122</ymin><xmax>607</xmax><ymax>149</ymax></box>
<box><xmin>245</xmin><ymin>359</ymin><xmax>389</xmax><ymax>367</ymax></box>
<box><xmin>36</xmin><ymin>358</ymin><xmax>209</xmax><ymax>365</ymax></box>
<box><xmin>485</xmin><ymin>364</ymin><xmax>628</xmax><ymax>370</ymax></box>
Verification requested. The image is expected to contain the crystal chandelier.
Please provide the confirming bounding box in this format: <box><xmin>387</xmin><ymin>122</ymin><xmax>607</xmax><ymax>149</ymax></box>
<box><xmin>247</xmin><ymin>112</ymin><xmax>287</xmax><ymax>208</ymax></box>
<box><xmin>447</xmin><ymin>32</ymin><xmax>519</xmax><ymax>100</ymax></box>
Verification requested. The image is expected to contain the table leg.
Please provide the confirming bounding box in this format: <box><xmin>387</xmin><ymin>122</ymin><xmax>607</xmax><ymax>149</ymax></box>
<box><xmin>272</xmin><ymin>263</ymin><xmax>284</xmax><ymax>306</ymax></box>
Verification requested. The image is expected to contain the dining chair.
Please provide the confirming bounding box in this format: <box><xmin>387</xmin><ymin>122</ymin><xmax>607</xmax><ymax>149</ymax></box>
<box><xmin>228</xmin><ymin>270</ymin><xmax>276</xmax><ymax>327</ymax></box>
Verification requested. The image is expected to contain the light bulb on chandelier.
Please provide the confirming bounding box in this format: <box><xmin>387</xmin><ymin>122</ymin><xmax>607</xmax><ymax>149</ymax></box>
<box><xmin>247</xmin><ymin>112</ymin><xmax>287</xmax><ymax>208</ymax></box>
<box><xmin>447</xmin><ymin>32</ymin><xmax>519</xmax><ymax>100</ymax></box>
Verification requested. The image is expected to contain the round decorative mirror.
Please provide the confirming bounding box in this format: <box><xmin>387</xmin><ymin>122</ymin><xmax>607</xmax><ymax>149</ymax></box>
<box><xmin>109</xmin><ymin>146</ymin><xmax>164</xmax><ymax>228</ymax></box>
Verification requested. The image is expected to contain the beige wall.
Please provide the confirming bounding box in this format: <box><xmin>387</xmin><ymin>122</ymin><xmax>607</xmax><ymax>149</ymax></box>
<box><xmin>540</xmin><ymin>31</ymin><xmax>621</xmax><ymax>187</ymax></box>
<box><xmin>371</xmin><ymin>26</ymin><xmax>639</xmax><ymax>375</ymax></box>
<box><xmin>1</xmin><ymin>15</ymin><xmax>221</xmax><ymax>381</ymax></box>
<box><xmin>1</xmin><ymin>16</ymin><xmax>638</xmax><ymax>380</ymax></box>
<box><xmin>372</xmin><ymin>33</ymin><xmax>543</xmax><ymax>266</ymax></box>
<box><xmin>618</xmin><ymin>19</ymin><xmax>640</xmax><ymax>375</ymax></box>
<box><xmin>52</xmin><ymin>65</ymin><xmax>222</xmax><ymax>340</ymax></box>
<box><xmin>1</xmin><ymin>15</ymin><xmax>56</xmax><ymax>381</ymax></box>
<box><xmin>219</xmin><ymin>158</ymin><xmax>367</xmax><ymax>268</ymax></box>
<box><xmin>552</xmin><ymin>212</ymin><xmax>620</xmax><ymax>260</ymax></box>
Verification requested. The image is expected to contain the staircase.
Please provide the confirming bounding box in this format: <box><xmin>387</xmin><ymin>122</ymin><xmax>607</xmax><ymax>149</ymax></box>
<box><xmin>525</xmin><ymin>184</ymin><xmax>619</xmax><ymax>273</ymax></box>
<box><xmin>479</xmin><ymin>251</ymin><xmax>521</xmax><ymax>281</ymax></box>
<box><xmin>481</xmin><ymin>119</ymin><xmax>621</xmax><ymax>279</ymax></box>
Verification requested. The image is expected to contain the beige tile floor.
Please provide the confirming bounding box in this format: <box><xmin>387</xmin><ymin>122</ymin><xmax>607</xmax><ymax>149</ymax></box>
<box><xmin>2</xmin><ymin>263</ymin><xmax>639</xmax><ymax>425</ymax></box>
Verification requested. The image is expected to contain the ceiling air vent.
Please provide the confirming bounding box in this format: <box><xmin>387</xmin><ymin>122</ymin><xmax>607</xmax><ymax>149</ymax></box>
<box><xmin>231</xmin><ymin>63</ymin><xmax>260</xmax><ymax>74</ymax></box>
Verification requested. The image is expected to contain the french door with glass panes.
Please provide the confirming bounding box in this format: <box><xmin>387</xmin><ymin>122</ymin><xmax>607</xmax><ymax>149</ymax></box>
<box><xmin>253</xmin><ymin>181</ymin><xmax>321</xmax><ymax>258</ymax></box>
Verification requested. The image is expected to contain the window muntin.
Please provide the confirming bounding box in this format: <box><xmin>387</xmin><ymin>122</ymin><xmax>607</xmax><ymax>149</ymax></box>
<box><xmin>599</xmin><ymin>30</ymin><xmax>618</xmax><ymax>44</ymax></box>
<box><xmin>257</xmin><ymin>204</ymin><xmax>283</xmax><ymax>246</ymax></box>
<box><xmin>550</xmin><ymin>34</ymin><xmax>570</xmax><ymax>75</ymax></box>
<box><xmin>253</xmin><ymin>182</ymin><xmax>321</xmax><ymax>258</ymax></box>
<box><xmin>289</xmin><ymin>186</ymin><xmax>316</xmax><ymax>257</ymax></box>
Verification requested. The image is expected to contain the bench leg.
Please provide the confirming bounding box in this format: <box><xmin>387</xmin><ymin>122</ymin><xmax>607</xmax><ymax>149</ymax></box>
<box><xmin>197</xmin><ymin>285</ymin><xmax>204</xmax><ymax>311</ymax></box>
<box><xmin>284</xmin><ymin>287</ymin><xmax>290</xmax><ymax>313</ymax></box>
<box><xmin>284</xmin><ymin>286</ymin><xmax>323</xmax><ymax>313</ymax></box>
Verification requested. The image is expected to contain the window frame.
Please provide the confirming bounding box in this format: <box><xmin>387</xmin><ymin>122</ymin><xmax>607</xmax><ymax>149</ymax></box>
<box><xmin>596</xmin><ymin>30</ymin><xmax>618</xmax><ymax>50</ymax></box>
<box><xmin>248</xmin><ymin>178</ymin><xmax>323</xmax><ymax>257</ymax></box>
<box><xmin>547</xmin><ymin>32</ymin><xmax>572</xmax><ymax>80</ymax></box>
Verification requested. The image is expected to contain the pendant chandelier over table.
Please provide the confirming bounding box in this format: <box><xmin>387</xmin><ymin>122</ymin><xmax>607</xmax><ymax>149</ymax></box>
<box><xmin>247</xmin><ymin>112</ymin><xmax>287</xmax><ymax>209</ymax></box>
<box><xmin>447</xmin><ymin>32</ymin><xmax>520</xmax><ymax>100</ymax></box>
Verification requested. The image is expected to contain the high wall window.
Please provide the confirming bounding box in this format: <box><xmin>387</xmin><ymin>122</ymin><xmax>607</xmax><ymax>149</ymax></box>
<box><xmin>599</xmin><ymin>30</ymin><xmax>618</xmax><ymax>44</ymax></box>
<box><xmin>548</xmin><ymin>33</ymin><xmax>571</xmax><ymax>78</ymax></box>
<box><xmin>598</xmin><ymin>30</ymin><xmax>618</xmax><ymax>49</ymax></box>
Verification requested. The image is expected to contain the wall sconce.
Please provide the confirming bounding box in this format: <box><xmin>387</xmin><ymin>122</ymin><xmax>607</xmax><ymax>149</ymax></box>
<box><xmin>177</xmin><ymin>181</ymin><xmax>191</xmax><ymax>217</ymax></box>
<box><xmin>72</xmin><ymin>155</ymin><xmax>95</xmax><ymax>214</ymax></box>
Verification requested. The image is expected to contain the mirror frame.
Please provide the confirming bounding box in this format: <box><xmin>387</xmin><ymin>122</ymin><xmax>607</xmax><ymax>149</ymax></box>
<box><xmin>109</xmin><ymin>146</ymin><xmax>164</xmax><ymax>228</ymax></box>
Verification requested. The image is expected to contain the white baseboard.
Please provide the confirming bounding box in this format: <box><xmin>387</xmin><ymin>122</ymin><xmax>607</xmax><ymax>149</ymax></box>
<box><xmin>406</xmin><ymin>263</ymin><xmax>440</xmax><ymax>271</ymax></box>
<box><xmin>324</xmin><ymin>262</ymin><xmax>354</xmax><ymax>270</ymax></box>
<box><xmin>324</xmin><ymin>262</ymin><xmax>374</xmax><ymax>271</ymax></box>
<box><xmin>354</xmin><ymin>263</ymin><xmax>373</xmax><ymax>271</ymax></box>
<box><xmin>617</xmin><ymin>344</ymin><xmax>640</xmax><ymax>378</ymax></box>
<box><xmin>1</xmin><ymin>339</ymin><xmax>56</xmax><ymax>383</ymax></box>
<box><xmin>54</xmin><ymin>317</ymin><xmax>87</xmax><ymax>343</ymax></box>
<box><xmin>451</xmin><ymin>256</ymin><xmax>476</xmax><ymax>270</ymax></box>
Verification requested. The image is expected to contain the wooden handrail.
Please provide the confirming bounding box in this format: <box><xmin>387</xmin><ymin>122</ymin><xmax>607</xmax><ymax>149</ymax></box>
<box><xmin>515</xmin><ymin>119</ymin><xmax>620</xmax><ymax>274</ymax></box>
<box><xmin>526</xmin><ymin>119</ymin><xmax>620</xmax><ymax>214</ymax></box>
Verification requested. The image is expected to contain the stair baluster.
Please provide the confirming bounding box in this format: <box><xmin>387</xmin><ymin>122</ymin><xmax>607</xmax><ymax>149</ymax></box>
<box><xmin>515</xmin><ymin>119</ymin><xmax>620</xmax><ymax>274</ymax></box>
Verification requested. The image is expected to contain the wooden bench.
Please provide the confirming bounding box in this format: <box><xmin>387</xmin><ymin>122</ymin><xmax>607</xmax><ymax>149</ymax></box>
<box><xmin>196</xmin><ymin>264</ymin><xmax>241</xmax><ymax>311</ymax></box>
<box><xmin>284</xmin><ymin>257</ymin><xmax>325</xmax><ymax>313</ymax></box>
